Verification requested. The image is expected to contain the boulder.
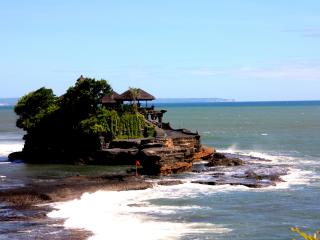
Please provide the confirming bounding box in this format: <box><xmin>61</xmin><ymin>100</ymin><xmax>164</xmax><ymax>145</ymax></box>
<box><xmin>193</xmin><ymin>145</ymin><xmax>215</xmax><ymax>161</ymax></box>
<box><xmin>140</xmin><ymin>146</ymin><xmax>195</xmax><ymax>175</ymax></box>
<box><xmin>206</xmin><ymin>152</ymin><xmax>244</xmax><ymax>167</ymax></box>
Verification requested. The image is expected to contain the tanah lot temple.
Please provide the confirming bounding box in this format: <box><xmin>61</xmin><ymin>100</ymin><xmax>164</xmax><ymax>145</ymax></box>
<box><xmin>96</xmin><ymin>86</ymin><xmax>214</xmax><ymax>175</ymax></box>
<box><xmin>101</xmin><ymin>88</ymin><xmax>166</xmax><ymax>128</ymax></box>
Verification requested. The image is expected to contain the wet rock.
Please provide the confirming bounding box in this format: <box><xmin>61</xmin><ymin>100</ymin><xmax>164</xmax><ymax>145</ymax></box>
<box><xmin>193</xmin><ymin>145</ymin><xmax>215</xmax><ymax>161</ymax></box>
<box><xmin>192</xmin><ymin>179</ymin><xmax>275</xmax><ymax>188</ymax></box>
<box><xmin>93</xmin><ymin>148</ymin><xmax>139</xmax><ymax>165</ymax></box>
<box><xmin>141</xmin><ymin>146</ymin><xmax>196</xmax><ymax>175</ymax></box>
<box><xmin>192</xmin><ymin>153</ymin><xmax>288</xmax><ymax>188</ymax></box>
<box><xmin>206</xmin><ymin>152</ymin><xmax>244</xmax><ymax>167</ymax></box>
<box><xmin>211</xmin><ymin>172</ymin><xmax>225</xmax><ymax>177</ymax></box>
<box><xmin>157</xmin><ymin>180</ymin><xmax>184</xmax><ymax>186</ymax></box>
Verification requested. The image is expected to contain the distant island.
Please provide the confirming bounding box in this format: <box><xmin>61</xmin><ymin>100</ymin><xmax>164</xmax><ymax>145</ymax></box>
<box><xmin>0</xmin><ymin>97</ymin><xmax>235</xmax><ymax>107</ymax></box>
<box><xmin>154</xmin><ymin>98</ymin><xmax>235</xmax><ymax>103</ymax></box>
<box><xmin>0</xmin><ymin>98</ymin><xmax>19</xmax><ymax>106</ymax></box>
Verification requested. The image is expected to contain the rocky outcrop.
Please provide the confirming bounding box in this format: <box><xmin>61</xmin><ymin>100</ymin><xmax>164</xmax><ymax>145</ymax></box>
<box><xmin>140</xmin><ymin>146</ymin><xmax>196</xmax><ymax>175</ymax></box>
<box><xmin>93</xmin><ymin>148</ymin><xmax>139</xmax><ymax>165</ymax></box>
<box><xmin>9</xmin><ymin>126</ymin><xmax>208</xmax><ymax>175</ymax></box>
<box><xmin>95</xmin><ymin>126</ymin><xmax>204</xmax><ymax>175</ymax></box>
<box><xmin>192</xmin><ymin>153</ymin><xmax>288</xmax><ymax>188</ymax></box>
<box><xmin>193</xmin><ymin>145</ymin><xmax>215</xmax><ymax>161</ymax></box>
<box><xmin>206</xmin><ymin>152</ymin><xmax>244</xmax><ymax>166</ymax></box>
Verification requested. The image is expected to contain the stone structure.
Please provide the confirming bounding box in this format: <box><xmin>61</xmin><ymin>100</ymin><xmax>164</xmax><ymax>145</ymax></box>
<box><xmin>93</xmin><ymin>123</ymin><xmax>213</xmax><ymax>175</ymax></box>
<box><xmin>98</xmin><ymin>88</ymin><xmax>213</xmax><ymax>174</ymax></box>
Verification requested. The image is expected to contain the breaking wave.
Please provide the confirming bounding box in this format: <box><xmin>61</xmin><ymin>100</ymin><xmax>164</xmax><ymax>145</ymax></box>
<box><xmin>48</xmin><ymin>184</ymin><xmax>232</xmax><ymax>240</ymax></box>
<box><xmin>0</xmin><ymin>141</ymin><xmax>23</xmax><ymax>161</ymax></box>
<box><xmin>220</xmin><ymin>146</ymin><xmax>317</xmax><ymax>189</ymax></box>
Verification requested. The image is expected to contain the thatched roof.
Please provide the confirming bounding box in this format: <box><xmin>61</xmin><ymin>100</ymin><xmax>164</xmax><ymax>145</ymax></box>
<box><xmin>101</xmin><ymin>91</ymin><xmax>121</xmax><ymax>104</ymax></box>
<box><xmin>117</xmin><ymin>88</ymin><xmax>155</xmax><ymax>101</ymax></box>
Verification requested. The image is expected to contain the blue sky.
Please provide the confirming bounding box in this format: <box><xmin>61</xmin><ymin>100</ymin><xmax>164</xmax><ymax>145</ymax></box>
<box><xmin>1</xmin><ymin>0</ymin><xmax>320</xmax><ymax>101</ymax></box>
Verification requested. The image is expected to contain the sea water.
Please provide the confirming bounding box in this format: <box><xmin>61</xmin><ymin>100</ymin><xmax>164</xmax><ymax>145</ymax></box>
<box><xmin>1</xmin><ymin>101</ymin><xmax>320</xmax><ymax>239</ymax></box>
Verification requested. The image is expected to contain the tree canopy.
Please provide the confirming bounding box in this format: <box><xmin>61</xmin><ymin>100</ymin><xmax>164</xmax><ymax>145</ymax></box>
<box><xmin>14</xmin><ymin>77</ymin><xmax>154</xmax><ymax>163</ymax></box>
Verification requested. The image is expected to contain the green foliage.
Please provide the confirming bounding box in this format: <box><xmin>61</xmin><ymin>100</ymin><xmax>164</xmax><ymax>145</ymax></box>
<box><xmin>119</xmin><ymin>112</ymin><xmax>145</xmax><ymax>138</ymax></box>
<box><xmin>291</xmin><ymin>227</ymin><xmax>320</xmax><ymax>240</ymax></box>
<box><xmin>14</xmin><ymin>77</ymin><xmax>155</xmax><ymax>160</ymax></box>
<box><xmin>80</xmin><ymin>108</ymin><xmax>153</xmax><ymax>139</ymax></box>
<box><xmin>80</xmin><ymin>108</ymin><xmax>120</xmax><ymax>136</ymax></box>
<box><xmin>129</xmin><ymin>87</ymin><xmax>140</xmax><ymax>113</ymax></box>
<box><xmin>144</xmin><ymin>124</ymin><xmax>155</xmax><ymax>138</ymax></box>
<box><xmin>14</xmin><ymin>87</ymin><xmax>58</xmax><ymax>130</ymax></box>
<box><xmin>60</xmin><ymin>77</ymin><xmax>112</xmax><ymax>120</ymax></box>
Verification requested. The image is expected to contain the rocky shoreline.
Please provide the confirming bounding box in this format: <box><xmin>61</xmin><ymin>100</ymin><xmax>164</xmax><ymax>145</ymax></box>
<box><xmin>193</xmin><ymin>152</ymin><xmax>289</xmax><ymax>188</ymax></box>
<box><xmin>0</xmin><ymin>174</ymin><xmax>163</xmax><ymax>239</ymax></box>
<box><xmin>1</xmin><ymin>151</ymin><xmax>291</xmax><ymax>239</ymax></box>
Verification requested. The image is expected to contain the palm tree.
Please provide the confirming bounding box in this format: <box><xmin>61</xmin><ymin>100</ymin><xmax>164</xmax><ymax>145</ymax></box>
<box><xmin>129</xmin><ymin>87</ymin><xmax>140</xmax><ymax>112</ymax></box>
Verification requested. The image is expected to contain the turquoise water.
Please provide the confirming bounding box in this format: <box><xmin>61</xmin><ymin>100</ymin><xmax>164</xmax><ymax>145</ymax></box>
<box><xmin>160</xmin><ymin>101</ymin><xmax>320</xmax><ymax>239</ymax></box>
<box><xmin>1</xmin><ymin>101</ymin><xmax>320</xmax><ymax>239</ymax></box>
<box><xmin>162</xmin><ymin>102</ymin><xmax>320</xmax><ymax>157</ymax></box>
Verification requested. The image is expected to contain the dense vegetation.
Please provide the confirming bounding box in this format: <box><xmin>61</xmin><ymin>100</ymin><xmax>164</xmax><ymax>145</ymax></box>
<box><xmin>14</xmin><ymin>77</ymin><xmax>154</xmax><ymax>162</ymax></box>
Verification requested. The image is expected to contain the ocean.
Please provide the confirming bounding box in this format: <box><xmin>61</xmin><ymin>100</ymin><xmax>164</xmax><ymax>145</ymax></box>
<box><xmin>0</xmin><ymin>101</ymin><xmax>319</xmax><ymax>239</ymax></box>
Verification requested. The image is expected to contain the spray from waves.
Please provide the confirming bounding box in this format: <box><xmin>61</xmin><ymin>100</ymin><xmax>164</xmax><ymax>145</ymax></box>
<box><xmin>220</xmin><ymin>146</ymin><xmax>317</xmax><ymax>188</ymax></box>
<box><xmin>48</xmin><ymin>184</ymin><xmax>231</xmax><ymax>240</ymax></box>
<box><xmin>0</xmin><ymin>141</ymin><xmax>24</xmax><ymax>161</ymax></box>
<box><xmin>221</xmin><ymin>145</ymin><xmax>296</xmax><ymax>163</ymax></box>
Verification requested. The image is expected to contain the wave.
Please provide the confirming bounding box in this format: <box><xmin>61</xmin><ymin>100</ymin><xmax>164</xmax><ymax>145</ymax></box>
<box><xmin>0</xmin><ymin>142</ymin><xmax>24</xmax><ymax>161</ymax></box>
<box><xmin>48</xmin><ymin>184</ymin><xmax>232</xmax><ymax>240</ymax></box>
<box><xmin>221</xmin><ymin>145</ymin><xmax>317</xmax><ymax>165</ymax></box>
<box><xmin>47</xmin><ymin>146</ymin><xmax>319</xmax><ymax>239</ymax></box>
<box><xmin>220</xmin><ymin>146</ymin><xmax>318</xmax><ymax>189</ymax></box>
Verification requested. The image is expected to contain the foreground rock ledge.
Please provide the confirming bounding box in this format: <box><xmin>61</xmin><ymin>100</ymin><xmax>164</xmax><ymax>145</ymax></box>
<box><xmin>193</xmin><ymin>152</ymin><xmax>288</xmax><ymax>188</ymax></box>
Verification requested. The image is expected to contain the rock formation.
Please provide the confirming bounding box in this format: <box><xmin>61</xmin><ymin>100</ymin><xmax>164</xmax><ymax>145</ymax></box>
<box><xmin>206</xmin><ymin>152</ymin><xmax>244</xmax><ymax>166</ymax></box>
<box><xmin>91</xmin><ymin>125</ymin><xmax>214</xmax><ymax>175</ymax></box>
<box><xmin>192</xmin><ymin>152</ymin><xmax>288</xmax><ymax>188</ymax></box>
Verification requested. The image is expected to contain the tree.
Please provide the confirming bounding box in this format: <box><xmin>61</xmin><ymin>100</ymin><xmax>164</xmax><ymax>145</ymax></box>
<box><xmin>14</xmin><ymin>77</ymin><xmax>154</xmax><ymax>163</ymax></box>
<box><xmin>14</xmin><ymin>87</ymin><xmax>57</xmax><ymax>130</ymax></box>
<box><xmin>129</xmin><ymin>87</ymin><xmax>140</xmax><ymax>113</ymax></box>
<box><xmin>60</xmin><ymin>77</ymin><xmax>112</xmax><ymax>121</ymax></box>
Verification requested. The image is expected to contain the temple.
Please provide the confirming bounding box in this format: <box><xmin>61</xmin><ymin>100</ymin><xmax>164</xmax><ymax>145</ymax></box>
<box><xmin>96</xmin><ymin>87</ymin><xmax>214</xmax><ymax>175</ymax></box>
<box><xmin>101</xmin><ymin>88</ymin><xmax>166</xmax><ymax>127</ymax></box>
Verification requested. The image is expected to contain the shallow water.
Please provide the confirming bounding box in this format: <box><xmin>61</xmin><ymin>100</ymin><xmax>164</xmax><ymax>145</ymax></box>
<box><xmin>1</xmin><ymin>102</ymin><xmax>320</xmax><ymax>239</ymax></box>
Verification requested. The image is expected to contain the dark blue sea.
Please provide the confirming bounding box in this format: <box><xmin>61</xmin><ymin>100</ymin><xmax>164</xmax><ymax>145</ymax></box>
<box><xmin>0</xmin><ymin>101</ymin><xmax>319</xmax><ymax>239</ymax></box>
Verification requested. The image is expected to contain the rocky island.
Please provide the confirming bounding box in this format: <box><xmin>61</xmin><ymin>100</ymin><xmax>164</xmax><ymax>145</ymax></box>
<box><xmin>9</xmin><ymin>76</ymin><xmax>213</xmax><ymax>175</ymax></box>
<box><xmin>2</xmin><ymin>76</ymin><xmax>293</xmax><ymax>239</ymax></box>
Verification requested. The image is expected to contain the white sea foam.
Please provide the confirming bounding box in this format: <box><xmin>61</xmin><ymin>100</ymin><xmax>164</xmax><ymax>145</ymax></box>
<box><xmin>48</xmin><ymin>184</ymin><xmax>232</xmax><ymax>240</ymax></box>
<box><xmin>0</xmin><ymin>142</ymin><xmax>24</xmax><ymax>159</ymax></box>
<box><xmin>202</xmin><ymin>131</ymin><xmax>211</xmax><ymax>134</ymax></box>
<box><xmin>274</xmin><ymin>168</ymin><xmax>314</xmax><ymax>189</ymax></box>
<box><xmin>47</xmin><ymin>146</ymin><xmax>317</xmax><ymax>239</ymax></box>
<box><xmin>220</xmin><ymin>146</ymin><xmax>318</xmax><ymax>189</ymax></box>
<box><xmin>222</xmin><ymin>147</ymin><xmax>299</xmax><ymax>164</ymax></box>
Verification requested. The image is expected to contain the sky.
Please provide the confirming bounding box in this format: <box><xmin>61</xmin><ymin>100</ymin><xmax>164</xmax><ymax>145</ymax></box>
<box><xmin>1</xmin><ymin>0</ymin><xmax>320</xmax><ymax>101</ymax></box>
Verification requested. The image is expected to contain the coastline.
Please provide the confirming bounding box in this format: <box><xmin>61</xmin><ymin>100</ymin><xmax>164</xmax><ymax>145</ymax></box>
<box><xmin>1</xmin><ymin>101</ymin><xmax>319</xmax><ymax>239</ymax></box>
<box><xmin>0</xmin><ymin>151</ymin><xmax>292</xmax><ymax>239</ymax></box>
<box><xmin>0</xmin><ymin>174</ymin><xmax>158</xmax><ymax>239</ymax></box>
